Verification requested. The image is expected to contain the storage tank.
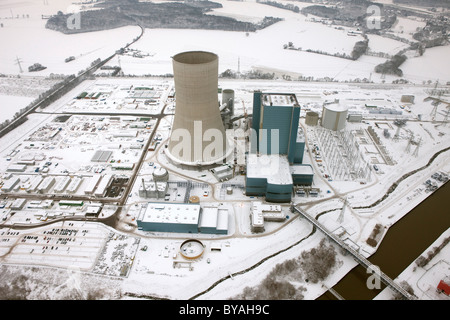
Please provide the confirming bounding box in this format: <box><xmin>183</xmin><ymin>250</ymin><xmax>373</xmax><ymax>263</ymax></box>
<box><xmin>189</xmin><ymin>195</ymin><xmax>200</xmax><ymax>204</ymax></box>
<box><xmin>166</xmin><ymin>51</ymin><xmax>230</xmax><ymax>166</ymax></box>
<box><xmin>305</xmin><ymin>111</ymin><xmax>319</xmax><ymax>126</ymax></box>
<box><xmin>153</xmin><ymin>167</ymin><xmax>169</xmax><ymax>182</ymax></box>
<box><xmin>222</xmin><ymin>89</ymin><xmax>235</xmax><ymax>115</ymax></box>
<box><xmin>321</xmin><ymin>101</ymin><xmax>348</xmax><ymax>131</ymax></box>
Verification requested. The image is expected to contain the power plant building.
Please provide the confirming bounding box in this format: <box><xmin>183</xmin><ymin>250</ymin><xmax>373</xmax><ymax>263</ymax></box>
<box><xmin>246</xmin><ymin>154</ymin><xmax>294</xmax><ymax>203</ymax></box>
<box><xmin>246</xmin><ymin>91</ymin><xmax>313</xmax><ymax>203</ymax></box>
<box><xmin>251</xmin><ymin>92</ymin><xmax>302</xmax><ymax>164</ymax></box>
<box><xmin>139</xmin><ymin>179</ymin><xmax>168</xmax><ymax>199</ymax></box>
<box><xmin>166</xmin><ymin>51</ymin><xmax>231</xmax><ymax>166</ymax></box>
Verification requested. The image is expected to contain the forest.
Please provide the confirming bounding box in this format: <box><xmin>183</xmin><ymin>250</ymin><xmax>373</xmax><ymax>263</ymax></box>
<box><xmin>45</xmin><ymin>0</ymin><xmax>281</xmax><ymax>34</ymax></box>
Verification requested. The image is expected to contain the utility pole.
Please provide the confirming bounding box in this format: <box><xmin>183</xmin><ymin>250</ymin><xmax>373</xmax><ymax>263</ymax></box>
<box><xmin>237</xmin><ymin>56</ymin><xmax>241</xmax><ymax>78</ymax></box>
<box><xmin>15</xmin><ymin>56</ymin><xmax>23</xmax><ymax>73</ymax></box>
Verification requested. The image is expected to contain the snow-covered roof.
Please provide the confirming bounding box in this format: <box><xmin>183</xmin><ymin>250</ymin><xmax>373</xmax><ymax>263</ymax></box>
<box><xmin>246</xmin><ymin>153</ymin><xmax>293</xmax><ymax>185</ymax></box>
<box><xmin>139</xmin><ymin>203</ymin><xmax>200</xmax><ymax>225</ymax></box>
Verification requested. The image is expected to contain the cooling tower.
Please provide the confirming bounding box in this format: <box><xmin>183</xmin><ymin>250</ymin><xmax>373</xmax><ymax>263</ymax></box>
<box><xmin>166</xmin><ymin>51</ymin><xmax>230</xmax><ymax>166</ymax></box>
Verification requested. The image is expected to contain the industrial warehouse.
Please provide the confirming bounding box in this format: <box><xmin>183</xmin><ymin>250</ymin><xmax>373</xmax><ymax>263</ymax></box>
<box><xmin>0</xmin><ymin>48</ymin><xmax>449</xmax><ymax>302</ymax></box>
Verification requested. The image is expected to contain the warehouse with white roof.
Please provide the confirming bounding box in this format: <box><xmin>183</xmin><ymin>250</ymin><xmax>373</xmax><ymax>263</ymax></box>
<box><xmin>137</xmin><ymin>202</ymin><xmax>228</xmax><ymax>235</ymax></box>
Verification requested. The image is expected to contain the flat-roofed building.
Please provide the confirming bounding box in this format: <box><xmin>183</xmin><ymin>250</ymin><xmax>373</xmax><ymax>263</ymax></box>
<box><xmin>7</xmin><ymin>164</ymin><xmax>26</xmax><ymax>173</ymax></box>
<box><xmin>67</xmin><ymin>177</ymin><xmax>82</xmax><ymax>194</ymax></box>
<box><xmin>54</xmin><ymin>176</ymin><xmax>71</xmax><ymax>193</ymax></box>
<box><xmin>11</xmin><ymin>198</ymin><xmax>26</xmax><ymax>210</ymax></box>
<box><xmin>246</xmin><ymin>153</ymin><xmax>293</xmax><ymax>203</ymax></box>
<box><xmin>84</xmin><ymin>175</ymin><xmax>102</xmax><ymax>195</ymax></box>
<box><xmin>94</xmin><ymin>175</ymin><xmax>113</xmax><ymax>197</ymax></box>
<box><xmin>137</xmin><ymin>202</ymin><xmax>228</xmax><ymax>235</ymax></box>
<box><xmin>250</xmin><ymin>201</ymin><xmax>285</xmax><ymax>233</ymax></box>
<box><xmin>251</xmin><ymin>92</ymin><xmax>302</xmax><ymax>164</ymax></box>
<box><xmin>198</xmin><ymin>205</ymin><xmax>228</xmax><ymax>235</ymax></box>
<box><xmin>210</xmin><ymin>164</ymin><xmax>233</xmax><ymax>182</ymax></box>
<box><xmin>28</xmin><ymin>176</ymin><xmax>43</xmax><ymax>193</ymax></box>
<box><xmin>37</xmin><ymin>177</ymin><xmax>55</xmax><ymax>194</ymax></box>
<box><xmin>137</xmin><ymin>203</ymin><xmax>201</xmax><ymax>234</ymax></box>
<box><xmin>91</xmin><ymin>150</ymin><xmax>113</xmax><ymax>163</ymax></box>
<box><xmin>290</xmin><ymin>164</ymin><xmax>314</xmax><ymax>186</ymax></box>
<box><xmin>1</xmin><ymin>177</ymin><xmax>21</xmax><ymax>192</ymax></box>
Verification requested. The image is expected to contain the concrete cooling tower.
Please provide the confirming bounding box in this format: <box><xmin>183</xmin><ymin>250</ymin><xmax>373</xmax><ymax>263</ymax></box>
<box><xmin>166</xmin><ymin>51</ymin><xmax>230</xmax><ymax>166</ymax></box>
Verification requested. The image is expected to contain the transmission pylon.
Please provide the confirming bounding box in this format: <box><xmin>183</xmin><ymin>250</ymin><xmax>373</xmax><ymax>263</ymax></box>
<box><xmin>405</xmin><ymin>133</ymin><xmax>413</xmax><ymax>153</ymax></box>
<box><xmin>412</xmin><ymin>137</ymin><xmax>422</xmax><ymax>157</ymax></box>
<box><xmin>338</xmin><ymin>197</ymin><xmax>348</xmax><ymax>224</ymax></box>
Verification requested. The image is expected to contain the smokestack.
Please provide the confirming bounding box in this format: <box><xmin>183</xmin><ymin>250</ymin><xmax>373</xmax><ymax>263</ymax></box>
<box><xmin>166</xmin><ymin>51</ymin><xmax>230</xmax><ymax>166</ymax></box>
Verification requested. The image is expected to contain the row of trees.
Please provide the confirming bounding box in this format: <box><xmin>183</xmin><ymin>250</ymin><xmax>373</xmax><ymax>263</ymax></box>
<box><xmin>258</xmin><ymin>0</ymin><xmax>300</xmax><ymax>13</ymax></box>
<box><xmin>233</xmin><ymin>239</ymin><xmax>339</xmax><ymax>300</ymax></box>
<box><xmin>415</xmin><ymin>236</ymin><xmax>450</xmax><ymax>268</ymax></box>
<box><xmin>220</xmin><ymin>69</ymin><xmax>276</xmax><ymax>80</ymax></box>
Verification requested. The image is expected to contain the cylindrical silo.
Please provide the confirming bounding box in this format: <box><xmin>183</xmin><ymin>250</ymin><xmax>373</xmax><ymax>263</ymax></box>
<box><xmin>321</xmin><ymin>102</ymin><xmax>348</xmax><ymax>131</ymax></box>
<box><xmin>305</xmin><ymin>111</ymin><xmax>319</xmax><ymax>126</ymax></box>
<box><xmin>153</xmin><ymin>167</ymin><xmax>169</xmax><ymax>182</ymax></box>
<box><xmin>166</xmin><ymin>51</ymin><xmax>230</xmax><ymax>166</ymax></box>
<box><xmin>222</xmin><ymin>89</ymin><xmax>235</xmax><ymax>115</ymax></box>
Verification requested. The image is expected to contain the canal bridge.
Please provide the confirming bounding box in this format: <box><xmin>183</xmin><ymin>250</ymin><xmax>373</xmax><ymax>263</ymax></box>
<box><xmin>293</xmin><ymin>206</ymin><xmax>417</xmax><ymax>300</ymax></box>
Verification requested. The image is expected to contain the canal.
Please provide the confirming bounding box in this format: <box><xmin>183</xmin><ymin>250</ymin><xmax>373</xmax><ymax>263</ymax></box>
<box><xmin>319</xmin><ymin>180</ymin><xmax>450</xmax><ymax>300</ymax></box>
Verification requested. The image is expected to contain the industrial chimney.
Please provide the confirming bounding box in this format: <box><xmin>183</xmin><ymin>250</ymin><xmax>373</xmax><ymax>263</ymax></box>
<box><xmin>166</xmin><ymin>51</ymin><xmax>230</xmax><ymax>166</ymax></box>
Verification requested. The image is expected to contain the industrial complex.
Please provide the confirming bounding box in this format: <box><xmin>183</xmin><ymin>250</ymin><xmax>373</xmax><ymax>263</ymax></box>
<box><xmin>0</xmin><ymin>48</ymin><xmax>449</xmax><ymax>301</ymax></box>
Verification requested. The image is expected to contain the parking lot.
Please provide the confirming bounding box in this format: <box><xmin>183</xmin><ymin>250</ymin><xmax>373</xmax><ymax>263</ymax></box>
<box><xmin>0</xmin><ymin>222</ymin><xmax>107</xmax><ymax>271</ymax></box>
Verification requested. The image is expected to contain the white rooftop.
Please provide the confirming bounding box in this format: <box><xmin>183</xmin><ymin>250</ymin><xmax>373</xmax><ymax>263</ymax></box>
<box><xmin>139</xmin><ymin>203</ymin><xmax>200</xmax><ymax>225</ymax></box>
<box><xmin>290</xmin><ymin>164</ymin><xmax>314</xmax><ymax>175</ymax></box>
<box><xmin>262</xmin><ymin>93</ymin><xmax>299</xmax><ymax>107</ymax></box>
<box><xmin>323</xmin><ymin>101</ymin><xmax>349</xmax><ymax>112</ymax></box>
<box><xmin>199</xmin><ymin>206</ymin><xmax>229</xmax><ymax>231</ymax></box>
<box><xmin>247</xmin><ymin>153</ymin><xmax>293</xmax><ymax>185</ymax></box>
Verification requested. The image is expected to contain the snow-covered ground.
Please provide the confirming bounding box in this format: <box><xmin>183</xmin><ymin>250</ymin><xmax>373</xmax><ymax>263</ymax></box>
<box><xmin>0</xmin><ymin>94</ymin><xmax>33</xmax><ymax>123</ymax></box>
<box><xmin>0</xmin><ymin>76</ymin><xmax>449</xmax><ymax>300</ymax></box>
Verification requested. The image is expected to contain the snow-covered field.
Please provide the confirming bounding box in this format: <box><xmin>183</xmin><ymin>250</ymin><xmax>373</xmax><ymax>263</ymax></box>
<box><xmin>0</xmin><ymin>17</ymin><xmax>140</xmax><ymax>76</ymax></box>
<box><xmin>0</xmin><ymin>94</ymin><xmax>33</xmax><ymax>122</ymax></box>
<box><xmin>1</xmin><ymin>0</ymin><xmax>449</xmax><ymax>125</ymax></box>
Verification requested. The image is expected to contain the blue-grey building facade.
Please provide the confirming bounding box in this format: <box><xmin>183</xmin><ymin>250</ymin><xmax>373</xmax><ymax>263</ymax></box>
<box><xmin>246</xmin><ymin>91</ymin><xmax>314</xmax><ymax>203</ymax></box>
